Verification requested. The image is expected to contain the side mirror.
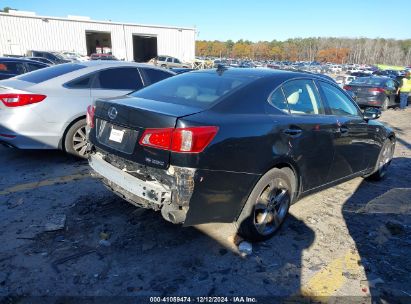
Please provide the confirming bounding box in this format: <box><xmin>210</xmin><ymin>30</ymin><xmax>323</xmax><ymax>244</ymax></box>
<box><xmin>363</xmin><ymin>107</ymin><xmax>381</xmax><ymax>120</ymax></box>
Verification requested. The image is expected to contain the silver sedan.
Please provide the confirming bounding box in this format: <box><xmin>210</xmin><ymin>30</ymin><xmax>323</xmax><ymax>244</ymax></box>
<box><xmin>0</xmin><ymin>61</ymin><xmax>175</xmax><ymax>157</ymax></box>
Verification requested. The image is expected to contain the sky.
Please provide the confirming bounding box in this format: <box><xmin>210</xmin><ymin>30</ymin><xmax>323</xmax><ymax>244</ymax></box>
<box><xmin>1</xmin><ymin>0</ymin><xmax>410</xmax><ymax>42</ymax></box>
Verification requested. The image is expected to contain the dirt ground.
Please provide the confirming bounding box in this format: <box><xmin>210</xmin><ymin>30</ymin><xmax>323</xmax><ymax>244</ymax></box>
<box><xmin>0</xmin><ymin>108</ymin><xmax>410</xmax><ymax>303</ymax></box>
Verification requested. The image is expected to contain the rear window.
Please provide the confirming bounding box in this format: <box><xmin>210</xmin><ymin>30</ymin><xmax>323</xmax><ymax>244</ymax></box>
<box><xmin>351</xmin><ymin>77</ymin><xmax>385</xmax><ymax>86</ymax></box>
<box><xmin>17</xmin><ymin>63</ymin><xmax>86</xmax><ymax>84</ymax></box>
<box><xmin>130</xmin><ymin>72</ymin><xmax>253</xmax><ymax>108</ymax></box>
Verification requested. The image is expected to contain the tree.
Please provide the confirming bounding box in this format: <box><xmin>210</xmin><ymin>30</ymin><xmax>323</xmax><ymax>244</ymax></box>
<box><xmin>0</xmin><ymin>7</ymin><xmax>16</xmax><ymax>13</ymax></box>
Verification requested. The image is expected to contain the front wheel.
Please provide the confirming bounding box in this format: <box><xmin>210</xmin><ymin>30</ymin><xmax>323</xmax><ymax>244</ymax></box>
<box><xmin>64</xmin><ymin>119</ymin><xmax>88</xmax><ymax>158</ymax></box>
<box><xmin>366</xmin><ymin>138</ymin><xmax>394</xmax><ymax>181</ymax></box>
<box><xmin>236</xmin><ymin>167</ymin><xmax>296</xmax><ymax>242</ymax></box>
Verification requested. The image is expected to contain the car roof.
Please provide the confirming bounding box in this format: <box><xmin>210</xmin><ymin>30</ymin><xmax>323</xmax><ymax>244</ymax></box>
<box><xmin>74</xmin><ymin>60</ymin><xmax>173</xmax><ymax>70</ymax></box>
<box><xmin>0</xmin><ymin>57</ymin><xmax>48</xmax><ymax>64</ymax></box>
<box><xmin>191</xmin><ymin>67</ymin><xmax>335</xmax><ymax>82</ymax></box>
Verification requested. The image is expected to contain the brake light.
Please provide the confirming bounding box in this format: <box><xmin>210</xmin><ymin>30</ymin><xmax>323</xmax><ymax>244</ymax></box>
<box><xmin>343</xmin><ymin>85</ymin><xmax>352</xmax><ymax>90</ymax></box>
<box><xmin>368</xmin><ymin>88</ymin><xmax>385</xmax><ymax>93</ymax></box>
<box><xmin>140</xmin><ymin>128</ymin><xmax>173</xmax><ymax>150</ymax></box>
<box><xmin>86</xmin><ymin>105</ymin><xmax>96</xmax><ymax>128</ymax></box>
<box><xmin>0</xmin><ymin>93</ymin><xmax>46</xmax><ymax>107</ymax></box>
<box><xmin>139</xmin><ymin>126</ymin><xmax>218</xmax><ymax>153</ymax></box>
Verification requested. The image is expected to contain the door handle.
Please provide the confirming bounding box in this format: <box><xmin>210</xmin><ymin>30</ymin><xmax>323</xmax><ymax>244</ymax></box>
<box><xmin>283</xmin><ymin>128</ymin><xmax>303</xmax><ymax>137</ymax></box>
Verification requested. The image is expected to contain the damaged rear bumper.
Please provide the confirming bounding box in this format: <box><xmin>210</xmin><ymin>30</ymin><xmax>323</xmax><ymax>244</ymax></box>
<box><xmin>89</xmin><ymin>152</ymin><xmax>195</xmax><ymax>224</ymax></box>
<box><xmin>88</xmin><ymin>151</ymin><xmax>260</xmax><ymax>226</ymax></box>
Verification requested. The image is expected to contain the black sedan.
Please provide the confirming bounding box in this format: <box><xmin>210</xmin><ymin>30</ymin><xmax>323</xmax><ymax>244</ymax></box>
<box><xmin>344</xmin><ymin>76</ymin><xmax>399</xmax><ymax>110</ymax></box>
<box><xmin>86</xmin><ymin>68</ymin><xmax>395</xmax><ymax>241</ymax></box>
<box><xmin>0</xmin><ymin>57</ymin><xmax>49</xmax><ymax>80</ymax></box>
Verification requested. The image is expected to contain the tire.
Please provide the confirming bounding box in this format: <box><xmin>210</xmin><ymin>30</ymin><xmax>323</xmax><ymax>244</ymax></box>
<box><xmin>161</xmin><ymin>64</ymin><xmax>167</xmax><ymax>69</ymax></box>
<box><xmin>64</xmin><ymin>119</ymin><xmax>88</xmax><ymax>158</ymax></box>
<box><xmin>236</xmin><ymin>167</ymin><xmax>296</xmax><ymax>242</ymax></box>
<box><xmin>381</xmin><ymin>97</ymin><xmax>389</xmax><ymax>111</ymax></box>
<box><xmin>366</xmin><ymin>138</ymin><xmax>394</xmax><ymax>181</ymax></box>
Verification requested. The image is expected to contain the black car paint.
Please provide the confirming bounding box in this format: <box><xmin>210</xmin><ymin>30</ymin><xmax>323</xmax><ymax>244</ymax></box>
<box><xmin>0</xmin><ymin>57</ymin><xmax>49</xmax><ymax>80</ymax></box>
<box><xmin>88</xmin><ymin>69</ymin><xmax>394</xmax><ymax>225</ymax></box>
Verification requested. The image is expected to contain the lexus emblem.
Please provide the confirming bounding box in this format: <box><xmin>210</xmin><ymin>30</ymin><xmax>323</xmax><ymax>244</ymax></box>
<box><xmin>108</xmin><ymin>107</ymin><xmax>118</xmax><ymax>120</ymax></box>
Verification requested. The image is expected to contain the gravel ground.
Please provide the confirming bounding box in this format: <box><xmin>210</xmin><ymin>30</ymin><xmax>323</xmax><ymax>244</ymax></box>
<box><xmin>0</xmin><ymin>108</ymin><xmax>410</xmax><ymax>303</ymax></box>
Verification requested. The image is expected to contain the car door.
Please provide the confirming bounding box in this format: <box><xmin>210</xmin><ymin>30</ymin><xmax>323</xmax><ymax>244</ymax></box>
<box><xmin>166</xmin><ymin>57</ymin><xmax>173</xmax><ymax>68</ymax></box>
<box><xmin>269</xmin><ymin>79</ymin><xmax>336</xmax><ymax>191</ymax></box>
<box><xmin>91</xmin><ymin>67</ymin><xmax>144</xmax><ymax>102</ymax></box>
<box><xmin>317</xmin><ymin>80</ymin><xmax>369</xmax><ymax>181</ymax></box>
<box><xmin>385</xmin><ymin>79</ymin><xmax>397</xmax><ymax>105</ymax></box>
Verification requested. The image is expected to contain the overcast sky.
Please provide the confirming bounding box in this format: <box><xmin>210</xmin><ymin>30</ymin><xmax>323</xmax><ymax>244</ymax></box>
<box><xmin>2</xmin><ymin>0</ymin><xmax>409</xmax><ymax>41</ymax></box>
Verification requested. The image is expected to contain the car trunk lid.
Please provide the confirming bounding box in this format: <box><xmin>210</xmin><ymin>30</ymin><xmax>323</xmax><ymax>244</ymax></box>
<box><xmin>348</xmin><ymin>85</ymin><xmax>385</xmax><ymax>97</ymax></box>
<box><xmin>91</xmin><ymin>95</ymin><xmax>203</xmax><ymax>169</ymax></box>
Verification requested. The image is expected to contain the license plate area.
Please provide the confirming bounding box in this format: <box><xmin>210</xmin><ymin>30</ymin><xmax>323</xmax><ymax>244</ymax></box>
<box><xmin>95</xmin><ymin>118</ymin><xmax>139</xmax><ymax>154</ymax></box>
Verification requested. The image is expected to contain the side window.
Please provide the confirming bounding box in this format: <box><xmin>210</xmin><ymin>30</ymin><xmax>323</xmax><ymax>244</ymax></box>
<box><xmin>319</xmin><ymin>81</ymin><xmax>360</xmax><ymax>116</ymax></box>
<box><xmin>174</xmin><ymin>58</ymin><xmax>181</xmax><ymax>64</ymax></box>
<box><xmin>282</xmin><ymin>79</ymin><xmax>324</xmax><ymax>115</ymax></box>
<box><xmin>269</xmin><ymin>87</ymin><xmax>289</xmax><ymax>113</ymax></box>
<box><xmin>93</xmin><ymin>67</ymin><xmax>143</xmax><ymax>90</ymax></box>
<box><xmin>0</xmin><ymin>62</ymin><xmax>25</xmax><ymax>75</ymax></box>
<box><xmin>141</xmin><ymin>68</ymin><xmax>172</xmax><ymax>85</ymax></box>
<box><xmin>166</xmin><ymin>57</ymin><xmax>173</xmax><ymax>63</ymax></box>
<box><xmin>386</xmin><ymin>80</ymin><xmax>395</xmax><ymax>89</ymax></box>
<box><xmin>66</xmin><ymin>75</ymin><xmax>93</xmax><ymax>89</ymax></box>
<box><xmin>26</xmin><ymin>63</ymin><xmax>45</xmax><ymax>72</ymax></box>
<box><xmin>158</xmin><ymin>56</ymin><xmax>166</xmax><ymax>62</ymax></box>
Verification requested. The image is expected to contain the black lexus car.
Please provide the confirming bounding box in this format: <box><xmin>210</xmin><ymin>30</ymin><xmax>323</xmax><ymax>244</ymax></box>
<box><xmin>86</xmin><ymin>68</ymin><xmax>395</xmax><ymax>241</ymax></box>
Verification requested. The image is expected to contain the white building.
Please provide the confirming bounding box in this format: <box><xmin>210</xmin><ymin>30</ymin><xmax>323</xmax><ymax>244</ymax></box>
<box><xmin>0</xmin><ymin>10</ymin><xmax>196</xmax><ymax>62</ymax></box>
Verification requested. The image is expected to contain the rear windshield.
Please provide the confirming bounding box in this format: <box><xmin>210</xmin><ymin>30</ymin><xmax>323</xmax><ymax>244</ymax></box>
<box><xmin>130</xmin><ymin>72</ymin><xmax>253</xmax><ymax>108</ymax></box>
<box><xmin>16</xmin><ymin>63</ymin><xmax>86</xmax><ymax>83</ymax></box>
<box><xmin>351</xmin><ymin>77</ymin><xmax>386</xmax><ymax>86</ymax></box>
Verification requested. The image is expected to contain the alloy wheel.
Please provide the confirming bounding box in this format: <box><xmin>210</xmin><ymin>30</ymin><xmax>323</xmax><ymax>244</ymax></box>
<box><xmin>378</xmin><ymin>141</ymin><xmax>394</xmax><ymax>177</ymax></box>
<box><xmin>72</xmin><ymin>125</ymin><xmax>88</xmax><ymax>157</ymax></box>
<box><xmin>253</xmin><ymin>180</ymin><xmax>290</xmax><ymax>236</ymax></box>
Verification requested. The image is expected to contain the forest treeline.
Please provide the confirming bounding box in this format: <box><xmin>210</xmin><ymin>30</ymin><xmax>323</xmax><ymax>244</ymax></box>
<box><xmin>196</xmin><ymin>38</ymin><xmax>411</xmax><ymax>65</ymax></box>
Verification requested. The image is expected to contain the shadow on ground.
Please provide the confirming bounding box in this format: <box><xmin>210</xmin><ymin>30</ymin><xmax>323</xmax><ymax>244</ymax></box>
<box><xmin>343</xmin><ymin>157</ymin><xmax>411</xmax><ymax>302</ymax></box>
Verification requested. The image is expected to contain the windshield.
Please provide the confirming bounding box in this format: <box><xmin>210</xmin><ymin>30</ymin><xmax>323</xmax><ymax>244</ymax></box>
<box><xmin>130</xmin><ymin>72</ymin><xmax>254</xmax><ymax>108</ymax></box>
<box><xmin>16</xmin><ymin>63</ymin><xmax>86</xmax><ymax>83</ymax></box>
<box><xmin>351</xmin><ymin>77</ymin><xmax>386</xmax><ymax>86</ymax></box>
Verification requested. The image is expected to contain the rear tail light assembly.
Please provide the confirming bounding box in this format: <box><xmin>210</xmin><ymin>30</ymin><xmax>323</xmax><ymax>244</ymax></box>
<box><xmin>343</xmin><ymin>85</ymin><xmax>352</xmax><ymax>90</ymax></box>
<box><xmin>139</xmin><ymin>126</ymin><xmax>218</xmax><ymax>153</ymax></box>
<box><xmin>86</xmin><ymin>105</ymin><xmax>96</xmax><ymax>128</ymax></box>
<box><xmin>0</xmin><ymin>93</ymin><xmax>46</xmax><ymax>107</ymax></box>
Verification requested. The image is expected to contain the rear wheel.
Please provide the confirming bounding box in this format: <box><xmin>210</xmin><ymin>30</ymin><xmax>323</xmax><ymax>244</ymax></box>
<box><xmin>236</xmin><ymin>167</ymin><xmax>296</xmax><ymax>242</ymax></box>
<box><xmin>64</xmin><ymin>119</ymin><xmax>88</xmax><ymax>158</ymax></box>
<box><xmin>381</xmin><ymin>97</ymin><xmax>389</xmax><ymax>111</ymax></box>
<box><xmin>366</xmin><ymin>138</ymin><xmax>394</xmax><ymax>181</ymax></box>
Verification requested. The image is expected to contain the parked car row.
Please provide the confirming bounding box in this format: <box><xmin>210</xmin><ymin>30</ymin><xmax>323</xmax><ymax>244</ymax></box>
<box><xmin>0</xmin><ymin>62</ymin><xmax>397</xmax><ymax>241</ymax></box>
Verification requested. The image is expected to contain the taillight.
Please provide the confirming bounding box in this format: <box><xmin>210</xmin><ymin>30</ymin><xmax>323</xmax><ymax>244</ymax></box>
<box><xmin>139</xmin><ymin>126</ymin><xmax>218</xmax><ymax>153</ymax></box>
<box><xmin>0</xmin><ymin>93</ymin><xmax>46</xmax><ymax>107</ymax></box>
<box><xmin>368</xmin><ymin>88</ymin><xmax>385</xmax><ymax>93</ymax></box>
<box><xmin>140</xmin><ymin>128</ymin><xmax>173</xmax><ymax>150</ymax></box>
<box><xmin>343</xmin><ymin>85</ymin><xmax>352</xmax><ymax>90</ymax></box>
<box><xmin>86</xmin><ymin>105</ymin><xmax>96</xmax><ymax>128</ymax></box>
